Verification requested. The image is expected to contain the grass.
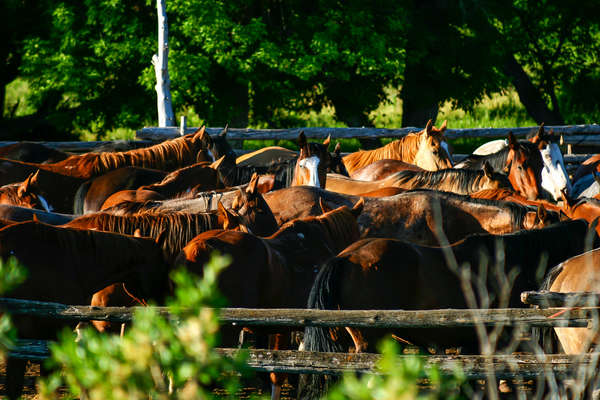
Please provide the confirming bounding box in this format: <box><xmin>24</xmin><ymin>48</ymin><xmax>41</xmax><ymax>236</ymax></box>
<box><xmin>4</xmin><ymin>78</ymin><xmax>536</xmax><ymax>153</ymax></box>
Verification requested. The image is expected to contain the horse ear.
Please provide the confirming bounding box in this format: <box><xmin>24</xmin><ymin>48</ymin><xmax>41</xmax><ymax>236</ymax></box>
<box><xmin>351</xmin><ymin>198</ymin><xmax>365</xmax><ymax>217</ymax></box>
<box><xmin>133</xmin><ymin>228</ymin><xmax>142</xmax><ymax>237</ymax></box>
<box><xmin>247</xmin><ymin>173</ymin><xmax>259</xmax><ymax>195</ymax></box>
<box><xmin>323</xmin><ymin>134</ymin><xmax>331</xmax><ymax>150</ymax></box>
<box><xmin>483</xmin><ymin>161</ymin><xmax>494</xmax><ymax>178</ymax></box>
<box><xmin>218</xmin><ymin>201</ymin><xmax>239</xmax><ymax>230</ymax></box>
<box><xmin>508</xmin><ymin>132</ymin><xmax>518</xmax><ymax>149</ymax></box>
<box><xmin>232</xmin><ymin>189</ymin><xmax>243</xmax><ymax>210</ymax></box>
<box><xmin>319</xmin><ymin>197</ymin><xmax>334</xmax><ymax>214</ymax></box>
<box><xmin>297</xmin><ymin>131</ymin><xmax>307</xmax><ymax>148</ymax></box>
<box><xmin>560</xmin><ymin>188</ymin><xmax>574</xmax><ymax>210</ymax></box>
<box><xmin>535</xmin><ymin>205</ymin><xmax>548</xmax><ymax>225</ymax></box>
<box><xmin>439</xmin><ymin>120</ymin><xmax>447</xmax><ymax>132</ymax></box>
<box><xmin>424</xmin><ymin>119</ymin><xmax>433</xmax><ymax>136</ymax></box>
<box><xmin>220</xmin><ymin>124</ymin><xmax>229</xmax><ymax>137</ymax></box>
<box><xmin>334</xmin><ymin>142</ymin><xmax>341</xmax><ymax>155</ymax></box>
<box><xmin>210</xmin><ymin>155</ymin><xmax>226</xmax><ymax>170</ymax></box>
<box><xmin>192</xmin><ymin>126</ymin><xmax>206</xmax><ymax>139</ymax></box>
<box><xmin>32</xmin><ymin>214</ymin><xmax>40</xmax><ymax>223</ymax></box>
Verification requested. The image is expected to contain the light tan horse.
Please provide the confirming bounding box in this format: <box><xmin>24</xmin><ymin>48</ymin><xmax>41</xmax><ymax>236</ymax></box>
<box><xmin>325</xmin><ymin>162</ymin><xmax>510</xmax><ymax>196</ymax></box>
<box><xmin>342</xmin><ymin>120</ymin><xmax>452</xmax><ymax>174</ymax></box>
<box><xmin>542</xmin><ymin>249</ymin><xmax>600</xmax><ymax>354</ymax></box>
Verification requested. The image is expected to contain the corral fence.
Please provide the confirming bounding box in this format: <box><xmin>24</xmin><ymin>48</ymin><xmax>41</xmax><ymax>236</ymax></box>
<box><xmin>2</xmin><ymin>291</ymin><xmax>600</xmax><ymax>380</ymax></box>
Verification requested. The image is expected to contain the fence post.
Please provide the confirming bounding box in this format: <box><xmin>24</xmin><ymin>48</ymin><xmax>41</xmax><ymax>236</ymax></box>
<box><xmin>152</xmin><ymin>0</ymin><xmax>175</xmax><ymax>127</ymax></box>
<box><xmin>179</xmin><ymin>116</ymin><xmax>186</xmax><ymax>136</ymax></box>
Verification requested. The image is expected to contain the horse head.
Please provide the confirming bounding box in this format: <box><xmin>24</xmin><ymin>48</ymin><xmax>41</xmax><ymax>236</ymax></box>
<box><xmin>231</xmin><ymin>173</ymin><xmax>278</xmax><ymax>236</ymax></box>
<box><xmin>0</xmin><ymin>171</ymin><xmax>53</xmax><ymax>212</ymax></box>
<box><xmin>482</xmin><ymin>161</ymin><xmax>513</xmax><ymax>191</ymax></box>
<box><xmin>414</xmin><ymin>119</ymin><xmax>453</xmax><ymax>171</ymax></box>
<box><xmin>504</xmin><ymin>132</ymin><xmax>543</xmax><ymax>200</ymax></box>
<box><xmin>328</xmin><ymin>142</ymin><xmax>349</xmax><ymax>176</ymax></box>
<box><xmin>294</xmin><ymin>131</ymin><xmax>331</xmax><ymax>188</ymax></box>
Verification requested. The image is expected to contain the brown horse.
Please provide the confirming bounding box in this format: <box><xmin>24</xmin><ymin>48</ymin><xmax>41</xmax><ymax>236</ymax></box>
<box><xmin>561</xmin><ymin>196</ymin><xmax>600</xmax><ymax>236</ymax></box>
<box><xmin>540</xmin><ymin>248</ymin><xmax>600</xmax><ymax>354</ymax></box>
<box><xmin>349</xmin><ymin>159</ymin><xmax>424</xmax><ymax>181</ymax></box>
<box><xmin>0</xmin><ymin>172</ymin><xmax>53</xmax><ymax>211</ymax></box>
<box><xmin>325</xmin><ymin>162</ymin><xmax>511</xmax><ymax>196</ymax></box>
<box><xmin>176</xmin><ymin>200</ymin><xmax>363</xmax><ymax>397</ymax></box>
<box><xmin>342</xmin><ymin>120</ymin><xmax>452</xmax><ymax>174</ymax></box>
<box><xmin>299</xmin><ymin>219</ymin><xmax>595</xmax><ymax>398</ymax></box>
<box><xmin>99</xmin><ymin>157</ymin><xmax>226</xmax><ymax>210</ymax></box>
<box><xmin>0</xmin><ymin>220</ymin><xmax>170</xmax><ymax>398</ymax></box>
<box><xmin>261</xmin><ymin>186</ymin><xmax>556</xmax><ymax>245</ymax></box>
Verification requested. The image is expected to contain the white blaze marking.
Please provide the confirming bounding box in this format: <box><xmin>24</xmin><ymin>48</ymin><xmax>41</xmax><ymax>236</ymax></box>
<box><xmin>298</xmin><ymin>156</ymin><xmax>320</xmax><ymax>187</ymax></box>
<box><xmin>37</xmin><ymin>194</ymin><xmax>52</xmax><ymax>212</ymax></box>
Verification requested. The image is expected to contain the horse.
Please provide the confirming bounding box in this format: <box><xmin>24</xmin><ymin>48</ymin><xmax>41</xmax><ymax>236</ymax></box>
<box><xmin>456</xmin><ymin>133</ymin><xmax>543</xmax><ymax>200</ymax></box>
<box><xmin>0</xmin><ymin>172</ymin><xmax>53</xmax><ymax>211</ymax></box>
<box><xmin>0</xmin><ymin>127</ymin><xmax>214</xmax><ymax>183</ymax></box>
<box><xmin>261</xmin><ymin>186</ymin><xmax>556</xmax><ymax>245</ymax></box>
<box><xmin>0</xmin><ymin>204</ymin><xmax>74</xmax><ymax>225</ymax></box>
<box><xmin>573</xmin><ymin>154</ymin><xmax>600</xmax><ymax>185</ymax></box>
<box><xmin>472</xmin><ymin>139</ymin><xmax>508</xmax><ymax>155</ymax></box>
<box><xmin>298</xmin><ymin>219</ymin><xmax>595</xmax><ymax>398</ymax></box>
<box><xmin>561</xmin><ymin>196</ymin><xmax>600</xmax><ymax>236</ymax></box>
<box><xmin>529</xmin><ymin>124</ymin><xmax>572</xmax><ymax>200</ymax></box>
<box><xmin>98</xmin><ymin>157</ymin><xmax>226</xmax><ymax>211</ymax></box>
<box><xmin>175</xmin><ymin>200</ymin><xmax>363</xmax><ymax>397</ymax></box>
<box><xmin>349</xmin><ymin>159</ymin><xmax>424</xmax><ymax>181</ymax></box>
<box><xmin>0</xmin><ymin>142</ymin><xmax>69</xmax><ymax>163</ymax></box>
<box><xmin>218</xmin><ymin>131</ymin><xmax>332</xmax><ymax>189</ymax></box>
<box><xmin>236</xmin><ymin>146</ymin><xmax>298</xmax><ymax>166</ymax></box>
<box><xmin>540</xmin><ymin>248</ymin><xmax>600</xmax><ymax>354</ymax></box>
<box><xmin>73</xmin><ymin>166</ymin><xmax>168</xmax><ymax>214</ymax></box>
<box><xmin>326</xmin><ymin>162</ymin><xmax>511</xmax><ymax>196</ymax></box>
<box><xmin>342</xmin><ymin>119</ymin><xmax>452</xmax><ymax>174</ymax></box>
<box><xmin>0</xmin><ymin>220</ymin><xmax>171</xmax><ymax>399</ymax></box>
<box><xmin>328</xmin><ymin>142</ymin><xmax>349</xmax><ymax>176</ymax></box>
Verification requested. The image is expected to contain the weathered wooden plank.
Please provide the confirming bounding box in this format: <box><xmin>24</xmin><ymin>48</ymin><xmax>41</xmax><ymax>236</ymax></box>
<box><xmin>136</xmin><ymin>125</ymin><xmax>600</xmax><ymax>141</ymax></box>
<box><xmin>8</xmin><ymin>341</ymin><xmax>596</xmax><ymax>380</ymax></box>
<box><xmin>0</xmin><ymin>298</ymin><xmax>592</xmax><ymax>328</ymax></box>
<box><xmin>522</xmin><ymin>291</ymin><xmax>600</xmax><ymax>308</ymax></box>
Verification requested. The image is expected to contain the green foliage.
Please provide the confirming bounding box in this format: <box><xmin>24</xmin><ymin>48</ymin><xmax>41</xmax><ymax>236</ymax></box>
<box><xmin>0</xmin><ymin>257</ymin><xmax>27</xmax><ymax>359</ymax></box>
<box><xmin>326</xmin><ymin>340</ymin><xmax>466</xmax><ymax>400</ymax></box>
<box><xmin>39</xmin><ymin>253</ymin><xmax>256</xmax><ymax>400</ymax></box>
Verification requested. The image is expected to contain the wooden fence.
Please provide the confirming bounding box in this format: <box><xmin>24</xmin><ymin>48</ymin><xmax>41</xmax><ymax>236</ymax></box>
<box><xmin>2</xmin><ymin>292</ymin><xmax>600</xmax><ymax>379</ymax></box>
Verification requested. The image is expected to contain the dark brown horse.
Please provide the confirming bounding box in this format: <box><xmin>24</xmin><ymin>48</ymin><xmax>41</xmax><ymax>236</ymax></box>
<box><xmin>176</xmin><ymin>200</ymin><xmax>363</xmax><ymax>397</ymax></box>
<box><xmin>299</xmin><ymin>219</ymin><xmax>596</xmax><ymax>398</ymax></box>
<box><xmin>261</xmin><ymin>186</ymin><xmax>557</xmax><ymax>245</ymax></box>
<box><xmin>0</xmin><ymin>220</ymin><xmax>170</xmax><ymax>398</ymax></box>
<box><xmin>99</xmin><ymin>158</ymin><xmax>226</xmax><ymax>210</ymax></box>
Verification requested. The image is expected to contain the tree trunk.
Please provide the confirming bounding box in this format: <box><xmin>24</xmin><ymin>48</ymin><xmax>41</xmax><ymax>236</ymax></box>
<box><xmin>503</xmin><ymin>55</ymin><xmax>564</xmax><ymax>125</ymax></box>
<box><xmin>152</xmin><ymin>0</ymin><xmax>175</xmax><ymax>127</ymax></box>
<box><xmin>400</xmin><ymin>53</ymin><xmax>440</xmax><ymax>127</ymax></box>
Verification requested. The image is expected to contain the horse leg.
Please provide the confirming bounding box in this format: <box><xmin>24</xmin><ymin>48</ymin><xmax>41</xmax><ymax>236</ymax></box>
<box><xmin>345</xmin><ymin>327</ymin><xmax>368</xmax><ymax>353</ymax></box>
<box><xmin>268</xmin><ymin>332</ymin><xmax>288</xmax><ymax>400</ymax></box>
<box><xmin>6</xmin><ymin>357</ymin><xmax>26</xmax><ymax>400</ymax></box>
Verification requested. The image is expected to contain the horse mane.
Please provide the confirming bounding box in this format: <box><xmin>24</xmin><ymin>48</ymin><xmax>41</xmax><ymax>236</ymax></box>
<box><xmin>343</xmin><ymin>133</ymin><xmax>422</xmax><ymax>173</ymax></box>
<box><xmin>392</xmin><ymin>169</ymin><xmax>496</xmax><ymax>194</ymax></box>
<box><xmin>66</xmin><ymin>211</ymin><xmax>220</xmax><ymax>259</ymax></box>
<box><xmin>101</xmin><ymin>200</ymin><xmax>163</xmax><ymax>215</ymax></box>
<box><xmin>52</xmin><ymin>133</ymin><xmax>206</xmax><ymax>178</ymax></box>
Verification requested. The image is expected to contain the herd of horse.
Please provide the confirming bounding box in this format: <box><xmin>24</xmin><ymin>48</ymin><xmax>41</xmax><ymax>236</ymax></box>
<box><xmin>1</xmin><ymin>122</ymin><xmax>600</xmax><ymax>398</ymax></box>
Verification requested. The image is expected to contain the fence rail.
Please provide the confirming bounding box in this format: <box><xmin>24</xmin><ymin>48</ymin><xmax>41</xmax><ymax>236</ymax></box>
<box><xmin>0</xmin><ymin>298</ymin><xmax>593</xmax><ymax>328</ymax></box>
<box><xmin>136</xmin><ymin>124</ymin><xmax>600</xmax><ymax>142</ymax></box>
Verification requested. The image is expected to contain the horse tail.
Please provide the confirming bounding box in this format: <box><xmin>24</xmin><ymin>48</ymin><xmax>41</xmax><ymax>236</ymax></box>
<box><xmin>73</xmin><ymin>180</ymin><xmax>92</xmax><ymax>215</ymax></box>
<box><xmin>298</xmin><ymin>256</ymin><xmax>347</xmax><ymax>399</ymax></box>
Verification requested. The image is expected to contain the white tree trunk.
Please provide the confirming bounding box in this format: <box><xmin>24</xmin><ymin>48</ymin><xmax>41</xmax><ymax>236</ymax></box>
<box><xmin>152</xmin><ymin>0</ymin><xmax>175</xmax><ymax>127</ymax></box>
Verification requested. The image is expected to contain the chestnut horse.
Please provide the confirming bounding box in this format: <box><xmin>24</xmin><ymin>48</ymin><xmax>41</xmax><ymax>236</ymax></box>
<box><xmin>175</xmin><ymin>200</ymin><xmax>363</xmax><ymax>397</ymax></box>
<box><xmin>540</xmin><ymin>248</ymin><xmax>600</xmax><ymax>354</ymax></box>
<box><xmin>342</xmin><ymin>119</ymin><xmax>452</xmax><ymax>174</ymax></box>
<box><xmin>325</xmin><ymin>162</ymin><xmax>511</xmax><ymax>196</ymax></box>
<box><xmin>0</xmin><ymin>220</ymin><xmax>170</xmax><ymax>399</ymax></box>
<box><xmin>0</xmin><ymin>172</ymin><xmax>53</xmax><ymax>211</ymax></box>
<box><xmin>349</xmin><ymin>159</ymin><xmax>423</xmax><ymax>181</ymax></box>
<box><xmin>299</xmin><ymin>219</ymin><xmax>595</xmax><ymax>398</ymax></box>
<box><xmin>261</xmin><ymin>186</ymin><xmax>556</xmax><ymax>245</ymax></box>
